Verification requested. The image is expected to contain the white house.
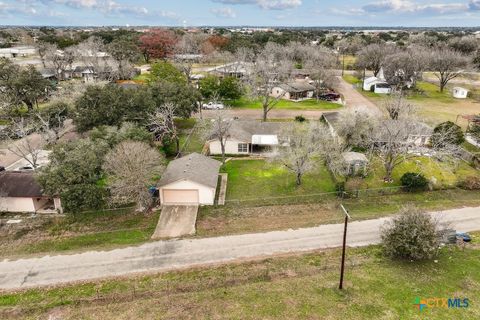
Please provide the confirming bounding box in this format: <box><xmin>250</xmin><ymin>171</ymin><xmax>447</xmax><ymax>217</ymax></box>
<box><xmin>453</xmin><ymin>87</ymin><xmax>468</xmax><ymax>99</ymax></box>
<box><xmin>208</xmin><ymin>120</ymin><xmax>290</xmax><ymax>156</ymax></box>
<box><xmin>0</xmin><ymin>46</ymin><xmax>36</xmax><ymax>58</ymax></box>
<box><xmin>0</xmin><ymin>172</ymin><xmax>63</xmax><ymax>213</ymax></box>
<box><xmin>363</xmin><ymin>68</ymin><xmax>391</xmax><ymax>94</ymax></box>
<box><xmin>271</xmin><ymin>82</ymin><xmax>315</xmax><ymax>101</ymax></box>
<box><xmin>157</xmin><ymin>153</ymin><xmax>221</xmax><ymax>205</ymax></box>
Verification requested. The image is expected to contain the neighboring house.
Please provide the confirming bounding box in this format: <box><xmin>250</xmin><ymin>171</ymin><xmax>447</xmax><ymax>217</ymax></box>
<box><xmin>157</xmin><ymin>153</ymin><xmax>222</xmax><ymax>205</ymax></box>
<box><xmin>453</xmin><ymin>87</ymin><xmax>468</xmax><ymax>99</ymax></box>
<box><xmin>208</xmin><ymin>120</ymin><xmax>290</xmax><ymax>155</ymax></box>
<box><xmin>0</xmin><ymin>46</ymin><xmax>36</xmax><ymax>58</ymax></box>
<box><xmin>363</xmin><ymin>68</ymin><xmax>391</xmax><ymax>94</ymax></box>
<box><xmin>342</xmin><ymin>152</ymin><xmax>368</xmax><ymax>176</ymax></box>
<box><xmin>271</xmin><ymin>81</ymin><xmax>315</xmax><ymax>101</ymax></box>
<box><xmin>73</xmin><ymin>66</ymin><xmax>96</xmax><ymax>83</ymax></box>
<box><xmin>116</xmin><ymin>80</ymin><xmax>143</xmax><ymax>90</ymax></box>
<box><xmin>39</xmin><ymin>68</ymin><xmax>57</xmax><ymax>80</ymax></box>
<box><xmin>207</xmin><ymin>62</ymin><xmax>250</xmax><ymax>78</ymax></box>
<box><xmin>0</xmin><ymin>172</ymin><xmax>62</xmax><ymax>213</ymax></box>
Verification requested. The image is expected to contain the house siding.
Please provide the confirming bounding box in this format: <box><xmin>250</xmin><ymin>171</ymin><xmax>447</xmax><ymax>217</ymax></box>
<box><xmin>209</xmin><ymin>139</ymin><xmax>249</xmax><ymax>155</ymax></box>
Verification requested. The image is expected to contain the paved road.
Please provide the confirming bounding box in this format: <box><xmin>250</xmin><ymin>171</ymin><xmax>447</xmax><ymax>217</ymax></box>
<box><xmin>200</xmin><ymin>108</ymin><xmax>331</xmax><ymax>120</ymax></box>
<box><xmin>1</xmin><ymin>206</ymin><xmax>479</xmax><ymax>290</ymax></box>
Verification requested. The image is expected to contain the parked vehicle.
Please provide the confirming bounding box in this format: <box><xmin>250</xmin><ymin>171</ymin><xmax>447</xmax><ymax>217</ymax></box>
<box><xmin>456</xmin><ymin>232</ymin><xmax>472</xmax><ymax>242</ymax></box>
<box><xmin>319</xmin><ymin>92</ymin><xmax>341</xmax><ymax>102</ymax></box>
<box><xmin>202</xmin><ymin>102</ymin><xmax>225</xmax><ymax>110</ymax></box>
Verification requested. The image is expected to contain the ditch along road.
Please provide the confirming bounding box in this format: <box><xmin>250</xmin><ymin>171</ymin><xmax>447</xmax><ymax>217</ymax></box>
<box><xmin>1</xmin><ymin>206</ymin><xmax>480</xmax><ymax>290</ymax></box>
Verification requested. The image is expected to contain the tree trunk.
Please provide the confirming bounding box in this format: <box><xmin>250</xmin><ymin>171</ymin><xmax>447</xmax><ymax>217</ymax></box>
<box><xmin>262</xmin><ymin>104</ymin><xmax>268</xmax><ymax>122</ymax></box>
<box><xmin>175</xmin><ymin>137</ymin><xmax>180</xmax><ymax>155</ymax></box>
<box><xmin>221</xmin><ymin>142</ymin><xmax>226</xmax><ymax>164</ymax></box>
<box><xmin>295</xmin><ymin>172</ymin><xmax>302</xmax><ymax>185</ymax></box>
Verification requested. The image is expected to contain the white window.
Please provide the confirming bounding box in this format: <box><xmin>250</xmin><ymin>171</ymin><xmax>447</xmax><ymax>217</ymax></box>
<box><xmin>238</xmin><ymin>143</ymin><xmax>248</xmax><ymax>153</ymax></box>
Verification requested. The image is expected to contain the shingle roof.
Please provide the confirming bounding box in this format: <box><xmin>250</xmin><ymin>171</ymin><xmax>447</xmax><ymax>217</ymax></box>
<box><xmin>0</xmin><ymin>172</ymin><xmax>44</xmax><ymax>198</ymax></box>
<box><xmin>227</xmin><ymin>120</ymin><xmax>291</xmax><ymax>142</ymax></box>
<box><xmin>158</xmin><ymin>153</ymin><xmax>222</xmax><ymax>189</ymax></box>
<box><xmin>279</xmin><ymin>82</ymin><xmax>315</xmax><ymax>93</ymax></box>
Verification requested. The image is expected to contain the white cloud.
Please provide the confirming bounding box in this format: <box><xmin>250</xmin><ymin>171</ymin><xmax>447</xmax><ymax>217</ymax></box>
<box><xmin>362</xmin><ymin>0</ymin><xmax>468</xmax><ymax>14</ymax></box>
<box><xmin>469</xmin><ymin>0</ymin><xmax>480</xmax><ymax>10</ymax></box>
<box><xmin>211</xmin><ymin>7</ymin><xmax>236</xmax><ymax>18</ymax></box>
<box><xmin>212</xmin><ymin>0</ymin><xmax>302</xmax><ymax>10</ymax></box>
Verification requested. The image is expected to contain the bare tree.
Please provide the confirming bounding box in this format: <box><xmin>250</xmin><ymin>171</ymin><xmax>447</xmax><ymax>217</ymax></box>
<box><xmin>45</xmin><ymin>45</ymin><xmax>75</xmax><ymax>81</ymax></box>
<box><xmin>149</xmin><ymin>103</ymin><xmax>181</xmax><ymax>155</ymax></box>
<box><xmin>103</xmin><ymin>141</ymin><xmax>163</xmax><ymax>211</ymax></box>
<box><xmin>429</xmin><ymin>46</ymin><xmax>469</xmax><ymax>92</ymax></box>
<box><xmin>382</xmin><ymin>94</ymin><xmax>416</xmax><ymax>120</ymax></box>
<box><xmin>304</xmin><ymin>46</ymin><xmax>338</xmax><ymax>99</ymax></box>
<box><xmin>273</xmin><ymin>122</ymin><xmax>323</xmax><ymax>185</ymax></box>
<box><xmin>355</xmin><ymin>43</ymin><xmax>397</xmax><ymax>77</ymax></box>
<box><xmin>335</xmin><ymin>106</ymin><xmax>377</xmax><ymax>147</ymax></box>
<box><xmin>6</xmin><ymin>117</ymin><xmax>44</xmax><ymax>169</ymax></box>
<box><xmin>383</xmin><ymin>47</ymin><xmax>428</xmax><ymax>90</ymax></box>
<box><xmin>36</xmin><ymin>41</ymin><xmax>55</xmax><ymax>68</ymax></box>
<box><xmin>203</xmin><ymin>109</ymin><xmax>233</xmax><ymax>164</ymax></box>
<box><xmin>174</xmin><ymin>33</ymin><xmax>204</xmax><ymax>83</ymax></box>
<box><xmin>34</xmin><ymin>102</ymin><xmax>69</xmax><ymax>144</ymax></box>
<box><xmin>74</xmin><ymin>36</ymin><xmax>112</xmax><ymax>81</ymax></box>
<box><xmin>243</xmin><ymin>42</ymin><xmax>294</xmax><ymax>121</ymax></box>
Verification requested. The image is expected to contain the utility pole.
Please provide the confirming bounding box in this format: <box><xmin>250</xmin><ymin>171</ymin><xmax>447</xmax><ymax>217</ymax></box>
<box><xmin>339</xmin><ymin>204</ymin><xmax>350</xmax><ymax>290</ymax></box>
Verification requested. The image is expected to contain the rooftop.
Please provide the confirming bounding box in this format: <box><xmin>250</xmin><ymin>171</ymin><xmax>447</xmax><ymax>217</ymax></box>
<box><xmin>0</xmin><ymin>172</ymin><xmax>44</xmax><ymax>198</ymax></box>
<box><xmin>157</xmin><ymin>153</ymin><xmax>222</xmax><ymax>189</ymax></box>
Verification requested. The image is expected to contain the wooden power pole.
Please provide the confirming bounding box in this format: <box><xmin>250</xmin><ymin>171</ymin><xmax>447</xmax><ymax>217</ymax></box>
<box><xmin>339</xmin><ymin>204</ymin><xmax>350</xmax><ymax>290</ymax></box>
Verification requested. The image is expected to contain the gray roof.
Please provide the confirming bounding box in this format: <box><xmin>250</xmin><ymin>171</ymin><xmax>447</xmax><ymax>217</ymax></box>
<box><xmin>158</xmin><ymin>153</ymin><xmax>222</xmax><ymax>189</ymax></box>
<box><xmin>279</xmin><ymin>82</ymin><xmax>315</xmax><ymax>93</ymax></box>
<box><xmin>227</xmin><ymin>120</ymin><xmax>291</xmax><ymax>142</ymax></box>
<box><xmin>322</xmin><ymin>112</ymin><xmax>340</xmax><ymax>127</ymax></box>
<box><xmin>342</xmin><ymin>152</ymin><xmax>368</xmax><ymax>163</ymax></box>
<box><xmin>0</xmin><ymin>172</ymin><xmax>44</xmax><ymax>198</ymax></box>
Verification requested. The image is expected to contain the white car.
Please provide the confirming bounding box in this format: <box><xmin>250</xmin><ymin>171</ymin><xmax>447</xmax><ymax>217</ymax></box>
<box><xmin>202</xmin><ymin>102</ymin><xmax>225</xmax><ymax>110</ymax></box>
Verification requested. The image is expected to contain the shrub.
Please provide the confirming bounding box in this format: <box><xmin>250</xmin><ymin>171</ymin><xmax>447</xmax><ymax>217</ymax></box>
<box><xmin>294</xmin><ymin>115</ymin><xmax>306</xmax><ymax>122</ymax></box>
<box><xmin>431</xmin><ymin>121</ymin><xmax>465</xmax><ymax>146</ymax></box>
<box><xmin>459</xmin><ymin>176</ymin><xmax>480</xmax><ymax>190</ymax></box>
<box><xmin>400</xmin><ymin>172</ymin><xmax>428</xmax><ymax>192</ymax></box>
<box><xmin>381</xmin><ymin>206</ymin><xmax>439</xmax><ymax>261</ymax></box>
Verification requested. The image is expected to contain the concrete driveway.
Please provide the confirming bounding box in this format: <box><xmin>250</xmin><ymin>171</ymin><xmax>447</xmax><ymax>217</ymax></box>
<box><xmin>0</xmin><ymin>206</ymin><xmax>479</xmax><ymax>290</ymax></box>
<box><xmin>151</xmin><ymin>205</ymin><xmax>199</xmax><ymax>239</ymax></box>
<box><xmin>334</xmin><ymin>76</ymin><xmax>382</xmax><ymax>114</ymax></box>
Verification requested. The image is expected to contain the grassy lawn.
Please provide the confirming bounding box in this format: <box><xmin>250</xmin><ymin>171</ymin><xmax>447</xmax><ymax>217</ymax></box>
<box><xmin>2</xmin><ymin>243</ymin><xmax>480</xmax><ymax>319</ymax></box>
<box><xmin>197</xmin><ymin>189</ymin><xmax>480</xmax><ymax>237</ymax></box>
<box><xmin>229</xmin><ymin>97</ymin><xmax>342</xmax><ymax>110</ymax></box>
<box><xmin>222</xmin><ymin>159</ymin><xmax>337</xmax><ymax>201</ymax></box>
<box><xmin>463</xmin><ymin>141</ymin><xmax>480</xmax><ymax>154</ymax></box>
<box><xmin>0</xmin><ymin>208</ymin><xmax>160</xmax><ymax>259</ymax></box>
<box><xmin>360</xmin><ymin>156</ymin><xmax>480</xmax><ymax>189</ymax></box>
<box><xmin>342</xmin><ymin>75</ymin><xmax>480</xmax><ymax>128</ymax></box>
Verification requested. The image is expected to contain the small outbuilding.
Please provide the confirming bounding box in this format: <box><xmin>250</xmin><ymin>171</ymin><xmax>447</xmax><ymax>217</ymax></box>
<box><xmin>453</xmin><ymin>87</ymin><xmax>468</xmax><ymax>99</ymax></box>
<box><xmin>342</xmin><ymin>152</ymin><xmax>368</xmax><ymax>176</ymax></box>
<box><xmin>0</xmin><ymin>172</ymin><xmax>63</xmax><ymax>213</ymax></box>
<box><xmin>157</xmin><ymin>153</ymin><xmax>222</xmax><ymax>205</ymax></box>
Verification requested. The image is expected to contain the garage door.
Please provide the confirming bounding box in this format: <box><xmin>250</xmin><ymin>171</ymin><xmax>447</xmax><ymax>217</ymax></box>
<box><xmin>162</xmin><ymin>189</ymin><xmax>199</xmax><ymax>204</ymax></box>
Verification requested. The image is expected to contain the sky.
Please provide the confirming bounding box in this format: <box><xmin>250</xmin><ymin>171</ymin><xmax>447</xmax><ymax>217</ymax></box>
<box><xmin>0</xmin><ymin>0</ymin><xmax>480</xmax><ymax>27</ymax></box>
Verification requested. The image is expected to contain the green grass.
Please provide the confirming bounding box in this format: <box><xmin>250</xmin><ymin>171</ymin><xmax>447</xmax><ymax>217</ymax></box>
<box><xmin>463</xmin><ymin>141</ymin><xmax>480</xmax><ymax>154</ymax></box>
<box><xmin>2</xmin><ymin>243</ymin><xmax>480</xmax><ymax>319</ymax></box>
<box><xmin>229</xmin><ymin>97</ymin><xmax>342</xmax><ymax>110</ymax></box>
<box><xmin>0</xmin><ymin>209</ymin><xmax>160</xmax><ymax>258</ymax></box>
<box><xmin>407</xmin><ymin>82</ymin><xmax>457</xmax><ymax>103</ymax></box>
<box><xmin>361</xmin><ymin>156</ymin><xmax>480</xmax><ymax>189</ymax></box>
<box><xmin>222</xmin><ymin>159</ymin><xmax>337</xmax><ymax>201</ymax></box>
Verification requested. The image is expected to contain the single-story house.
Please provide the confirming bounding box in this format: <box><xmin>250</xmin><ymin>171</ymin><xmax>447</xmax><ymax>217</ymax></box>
<box><xmin>0</xmin><ymin>46</ymin><xmax>36</xmax><ymax>58</ymax></box>
<box><xmin>0</xmin><ymin>172</ymin><xmax>63</xmax><ymax>213</ymax></box>
<box><xmin>363</xmin><ymin>68</ymin><xmax>391</xmax><ymax>94</ymax></box>
<box><xmin>342</xmin><ymin>152</ymin><xmax>368</xmax><ymax>176</ymax></box>
<box><xmin>207</xmin><ymin>62</ymin><xmax>251</xmax><ymax>78</ymax></box>
<box><xmin>208</xmin><ymin>120</ymin><xmax>290</xmax><ymax>155</ymax></box>
<box><xmin>453</xmin><ymin>87</ymin><xmax>468</xmax><ymax>99</ymax></box>
<box><xmin>73</xmin><ymin>66</ymin><xmax>96</xmax><ymax>83</ymax></box>
<box><xmin>271</xmin><ymin>82</ymin><xmax>315</xmax><ymax>101</ymax></box>
<box><xmin>157</xmin><ymin>153</ymin><xmax>221</xmax><ymax>205</ymax></box>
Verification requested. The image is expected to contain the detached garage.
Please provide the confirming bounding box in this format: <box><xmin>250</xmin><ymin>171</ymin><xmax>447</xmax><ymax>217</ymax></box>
<box><xmin>157</xmin><ymin>153</ymin><xmax>222</xmax><ymax>205</ymax></box>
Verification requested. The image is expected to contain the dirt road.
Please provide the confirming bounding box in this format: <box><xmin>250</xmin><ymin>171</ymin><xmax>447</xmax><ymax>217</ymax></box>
<box><xmin>1</xmin><ymin>206</ymin><xmax>479</xmax><ymax>290</ymax></box>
